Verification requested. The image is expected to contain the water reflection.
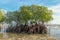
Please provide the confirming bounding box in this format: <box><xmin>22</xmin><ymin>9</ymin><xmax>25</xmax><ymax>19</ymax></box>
<box><xmin>47</xmin><ymin>26</ymin><xmax>60</xmax><ymax>38</ymax></box>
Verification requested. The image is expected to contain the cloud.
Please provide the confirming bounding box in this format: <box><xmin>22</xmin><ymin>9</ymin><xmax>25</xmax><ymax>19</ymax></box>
<box><xmin>50</xmin><ymin>15</ymin><xmax>60</xmax><ymax>24</ymax></box>
<box><xmin>48</xmin><ymin>4</ymin><xmax>60</xmax><ymax>24</ymax></box>
<box><xmin>48</xmin><ymin>15</ymin><xmax>60</xmax><ymax>24</ymax></box>
<box><xmin>48</xmin><ymin>4</ymin><xmax>60</xmax><ymax>14</ymax></box>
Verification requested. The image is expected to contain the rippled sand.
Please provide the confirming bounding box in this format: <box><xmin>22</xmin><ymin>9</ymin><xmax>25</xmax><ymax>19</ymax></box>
<box><xmin>0</xmin><ymin>33</ymin><xmax>55</xmax><ymax>40</ymax></box>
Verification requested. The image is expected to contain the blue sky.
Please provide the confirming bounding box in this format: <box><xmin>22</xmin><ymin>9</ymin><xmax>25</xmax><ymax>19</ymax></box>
<box><xmin>0</xmin><ymin>0</ymin><xmax>60</xmax><ymax>11</ymax></box>
<box><xmin>0</xmin><ymin>0</ymin><xmax>60</xmax><ymax>24</ymax></box>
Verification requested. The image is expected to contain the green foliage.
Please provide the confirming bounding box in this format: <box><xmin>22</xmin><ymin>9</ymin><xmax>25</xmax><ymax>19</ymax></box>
<box><xmin>5</xmin><ymin>12</ymin><xmax>14</xmax><ymax>23</ymax></box>
<box><xmin>29</xmin><ymin>5</ymin><xmax>53</xmax><ymax>22</ymax></box>
<box><xmin>6</xmin><ymin>5</ymin><xmax>53</xmax><ymax>24</ymax></box>
<box><xmin>20</xmin><ymin>6</ymin><xmax>33</xmax><ymax>22</ymax></box>
<box><xmin>13</xmin><ymin>11</ymin><xmax>22</xmax><ymax>23</ymax></box>
<box><xmin>0</xmin><ymin>10</ymin><xmax>5</xmax><ymax>22</ymax></box>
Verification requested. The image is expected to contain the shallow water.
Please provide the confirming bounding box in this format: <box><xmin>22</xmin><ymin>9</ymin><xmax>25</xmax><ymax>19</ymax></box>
<box><xmin>49</xmin><ymin>27</ymin><xmax>60</xmax><ymax>37</ymax></box>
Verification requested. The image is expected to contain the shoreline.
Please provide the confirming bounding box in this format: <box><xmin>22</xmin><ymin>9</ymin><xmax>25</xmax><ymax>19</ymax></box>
<box><xmin>0</xmin><ymin>33</ymin><xmax>56</xmax><ymax>40</ymax></box>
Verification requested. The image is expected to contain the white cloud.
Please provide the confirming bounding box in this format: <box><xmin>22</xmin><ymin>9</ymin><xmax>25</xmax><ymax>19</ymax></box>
<box><xmin>50</xmin><ymin>15</ymin><xmax>60</xmax><ymax>24</ymax></box>
<box><xmin>48</xmin><ymin>4</ymin><xmax>60</xmax><ymax>24</ymax></box>
<box><xmin>48</xmin><ymin>4</ymin><xmax>60</xmax><ymax>14</ymax></box>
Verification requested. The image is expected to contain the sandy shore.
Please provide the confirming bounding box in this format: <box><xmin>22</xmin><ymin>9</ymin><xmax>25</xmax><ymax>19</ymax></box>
<box><xmin>0</xmin><ymin>33</ymin><xmax>56</xmax><ymax>40</ymax></box>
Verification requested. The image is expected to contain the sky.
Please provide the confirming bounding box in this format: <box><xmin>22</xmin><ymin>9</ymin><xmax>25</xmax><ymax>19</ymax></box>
<box><xmin>0</xmin><ymin>0</ymin><xmax>60</xmax><ymax>24</ymax></box>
